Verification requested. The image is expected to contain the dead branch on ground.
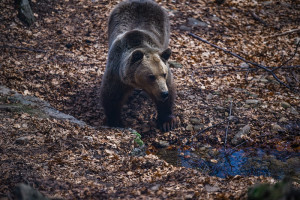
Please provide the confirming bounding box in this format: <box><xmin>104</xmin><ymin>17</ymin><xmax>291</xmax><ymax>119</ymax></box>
<box><xmin>224</xmin><ymin>101</ymin><xmax>233</xmax><ymax>149</ymax></box>
<box><xmin>269</xmin><ymin>28</ymin><xmax>300</xmax><ymax>37</ymax></box>
<box><xmin>188</xmin><ymin>32</ymin><xmax>299</xmax><ymax>91</ymax></box>
<box><xmin>249</xmin><ymin>11</ymin><xmax>268</xmax><ymax>26</ymax></box>
<box><xmin>272</xmin><ymin>39</ymin><xmax>300</xmax><ymax>72</ymax></box>
<box><xmin>184</xmin><ymin>120</ymin><xmax>227</xmax><ymax>146</ymax></box>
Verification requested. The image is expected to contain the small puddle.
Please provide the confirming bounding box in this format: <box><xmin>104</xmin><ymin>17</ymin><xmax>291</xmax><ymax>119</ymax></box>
<box><xmin>157</xmin><ymin>147</ymin><xmax>300</xmax><ymax>179</ymax></box>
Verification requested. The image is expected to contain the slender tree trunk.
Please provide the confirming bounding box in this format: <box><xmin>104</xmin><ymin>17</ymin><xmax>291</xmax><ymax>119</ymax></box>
<box><xmin>15</xmin><ymin>0</ymin><xmax>35</xmax><ymax>26</ymax></box>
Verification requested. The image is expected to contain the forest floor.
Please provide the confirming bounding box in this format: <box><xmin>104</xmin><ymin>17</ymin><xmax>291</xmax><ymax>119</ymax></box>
<box><xmin>0</xmin><ymin>0</ymin><xmax>300</xmax><ymax>199</ymax></box>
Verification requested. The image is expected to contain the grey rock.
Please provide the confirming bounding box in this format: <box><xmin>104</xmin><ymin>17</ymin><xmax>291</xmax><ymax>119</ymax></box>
<box><xmin>130</xmin><ymin>145</ymin><xmax>146</xmax><ymax>157</ymax></box>
<box><xmin>211</xmin><ymin>15</ymin><xmax>220</xmax><ymax>21</ymax></box>
<box><xmin>0</xmin><ymin>85</ymin><xmax>13</xmax><ymax>95</ymax></box>
<box><xmin>179</xmin><ymin>25</ymin><xmax>191</xmax><ymax>31</ymax></box>
<box><xmin>295</xmin><ymin>37</ymin><xmax>300</xmax><ymax>45</ymax></box>
<box><xmin>184</xmin><ymin>194</ymin><xmax>194</xmax><ymax>199</ymax></box>
<box><xmin>168</xmin><ymin>60</ymin><xmax>183</xmax><ymax>68</ymax></box>
<box><xmin>260</xmin><ymin>78</ymin><xmax>268</xmax><ymax>83</ymax></box>
<box><xmin>158</xmin><ymin>140</ymin><xmax>170</xmax><ymax>147</ymax></box>
<box><xmin>232</xmin><ymin>125</ymin><xmax>251</xmax><ymax>145</ymax></box>
<box><xmin>279</xmin><ymin>117</ymin><xmax>288</xmax><ymax>123</ymax></box>
<box><xmin>0</xmin><ymin>104</ymin><xmax>23</xmax><ymax>112</ymax></box>
<box><xmin>246</xmin><ymin>99</ymin><xmax>260</xmax><ymax>104</ymax></box>
<box><xmin>83</xmin><ymin>136</ymin><xmax>93</xmax><ymax>142</ymax></box>
<box><xmin>215</xmin><ymin>106</ymin><xmax>225</xmax><ymax>111</ymax></box>
<box><xmin>204</xmin><ymin>184</ymin><xmax>220</xmax><ymax>192</ymax></box>
<box><xmin>188</xmin><ymin>95</ymin><xmax>195</xmax><ymax>99</ymax></box>
<box><xmin>15</xmin><ymin>136</ymin><xmax>31</xmax><ymax>145</ymax></box>
<box><xmin>0</xmin><ymin>85</ymin><xmax>86</xmax><ymax>127</ymax></box>
<box><xmin>44</xmin><ymin>107</ymin><xmax>86</xmax><ymax>127</ymax></box>
<box><xmin>271</xmin><ymin>123</ymin><xmax>282</xmax><ymax>132</ymax></box>
<box><xmin>150</xmin><ymin>184</ymin><xmax>160</xmax><ymax>191</ymax></box>
<box><xmin>240</xmin><ymin>62</ymin><xmax>250</xmax><ymax>68</ymax></box>
<box><xmin>13</xmin><ymin>183</ymin><xmax>51</xmax><ymax>200</ymax></box>
<box><xmin>187</xmin><ymin>18</ymin><xmax>207</xmax><ymax>27</ymax></box>
<box><xmin>234</xmin><ymin>88</ymin><xmax>244</xmax><ymax>92</ymax></box>
<box><xmin>206</xmin><ymin>93</ymin><xmax>213</xmax><ymax>100</ymax></box>
<box><xmin>290</xmin><ymin>107</ymin><xmax>299</xmax><ymax>115</ymax></box>
<box><xmin>213</xmin><ymin>90</ymin><xmax>221</xmax><ymax>95</ymax></box>
<box><xmin>228</xmin><ymin>116</ymin><xmax>236</xmax><ymax>121</ymax></box>
<box><xmin>262</xmin><ymin>1</ymin><xmax>273</xmax><ymax>6</ymax></box>
<box><xmin>186</xmin><ymin>124</ymin><xmax>194</xmax><ymax>131</ymax></box>
<box><xmin>194</xmin><ymin>125</ymin><xmax>204</xmax><ymax>131</ymax></box>
<box><xmin>287</xmin><ymin>157</ymin><xmax>300</xmax><ymax>166</ymax></box>
<box><xmin>190</xmin><ymin>118</ymin><xmax>201</xmax><ymax>125</ymax></box>
<box><xmin>281</xmin><ymin>101</ymin><xmax>291</xmax><ymax>108</ymax></box>
<box><xmin>249</xmin><ymin>93</ymin><xmax>258</xmax><ymax>98</ymax></box>
<box><xmin>241</xmin><ymin>124</ymin><xmax>251</xmax><ymax>134</ymax></box>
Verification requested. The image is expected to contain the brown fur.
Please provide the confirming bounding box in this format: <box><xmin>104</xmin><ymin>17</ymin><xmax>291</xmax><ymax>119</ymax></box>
<box><xmin>100</xmin><ymin>0</ymin><xmax>176</xmax><ymax>131</ymax></box>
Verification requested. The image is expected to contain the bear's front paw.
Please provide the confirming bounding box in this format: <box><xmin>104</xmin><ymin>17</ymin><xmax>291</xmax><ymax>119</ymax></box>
<box><xmin>157</xmin><ymin>115</ymin><xmax>177</xmax><ymax>132</ymax></box>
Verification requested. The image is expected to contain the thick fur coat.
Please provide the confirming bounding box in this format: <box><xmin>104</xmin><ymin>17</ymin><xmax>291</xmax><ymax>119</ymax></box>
<box><xmin>100</xmin><ymin>0</ymin><xmax>176</xmax><ymax>131</ymax></box>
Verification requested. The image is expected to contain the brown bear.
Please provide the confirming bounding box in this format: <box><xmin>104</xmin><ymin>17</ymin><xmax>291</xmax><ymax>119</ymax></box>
<box><xmin>100</xmin><ymin>0</ymin><xmax>176</xmax><ymax>132</ymax></box>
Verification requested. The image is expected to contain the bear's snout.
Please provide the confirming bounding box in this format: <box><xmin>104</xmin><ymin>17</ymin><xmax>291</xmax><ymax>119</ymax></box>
<box><xmin>160</xmin><ymin>91</ymin><xmax>169</xmax><ymax>100</ymax></box>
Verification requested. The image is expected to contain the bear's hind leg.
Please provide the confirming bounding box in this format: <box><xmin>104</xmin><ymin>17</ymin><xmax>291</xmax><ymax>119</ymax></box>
<box><xmin>101</xmin><ymin>81</ymin><xmax>132</xmax><ymax>127</ymax></box>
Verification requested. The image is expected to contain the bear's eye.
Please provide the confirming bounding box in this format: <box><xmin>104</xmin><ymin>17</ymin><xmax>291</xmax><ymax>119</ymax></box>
<box><xmin>148</xmin><ymin>75</ymin><xmax>156</xmax><ymax>81</ymax></box>
<box><xmin>163</xmin><ymin>73</ymin><xmax>167</xmax><ymax>78</ymax></box>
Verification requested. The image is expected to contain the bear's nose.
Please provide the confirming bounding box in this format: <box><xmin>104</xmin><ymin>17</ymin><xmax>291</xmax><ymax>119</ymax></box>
<box><xmin>161</xmin><ymin>91</ymin><xmax>169</xmax><ymax>99</ymax></box>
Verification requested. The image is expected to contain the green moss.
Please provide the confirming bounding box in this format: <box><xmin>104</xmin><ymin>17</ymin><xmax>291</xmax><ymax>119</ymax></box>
<box><xmin>132</xmin><ymin>131</ymin><xmax>144</xmax><ymax>147</ymax></box>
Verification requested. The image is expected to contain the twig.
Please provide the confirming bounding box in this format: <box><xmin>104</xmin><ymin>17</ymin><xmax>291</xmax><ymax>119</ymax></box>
<box><xmin>249</xmin><ymin>11</ymin><xmax>268</xmax><ymax>26</ymax></box>
<box><xmin>224</xmin><ymin>101</ymin><xmax>233</xmax><ymax>148</ymax></box>
<box><xmin>0</xmin><ymin>44</ymin><xmax>47</xmax><ymax>53</ymax></box>
<box><xmin>292</xmin><ymin>71</ymin><xmax>299</xmax><ymax>83</ymax></box>
<box><xmin>281</xmin><ymin>65</ymin><xmax>300</xmax><ymax>69</ymax></box>
<box><xmin>184</xmin><ymin>120</ymin><xmax>226</xmax><ymax>146</ymax></box>
<box><xmin>232</xmin><ymin>140</ymin><xmax>247</xmax><ymax>150</ymax></box>
<box><xmin>245</xmin><ymin>68</ymin><xmax>252</xmax><ymax>83</ymax></box>
<box><xmin>272</xmin><ymin>39</ymin><xmax>300</xmax><ymax>72</ymax></box>
<box><xmin>269</xmin><ymin>28</ymin><xmax>300</xmax><ymax>37</ymax></box>
<box><xmin>196</xmin><ymin>70</ymin><xmax>254</xmax><ymax>79</ymax></box>
<box><xmin>188</xmin><ymin>32</ymin><xmax>292</xmax><ymax>90</ymax></box>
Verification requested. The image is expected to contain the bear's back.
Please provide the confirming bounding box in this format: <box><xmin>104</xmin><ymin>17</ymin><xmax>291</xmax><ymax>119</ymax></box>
<box><xmin>108</xmin><ymin>0</ymin><xmax>170</xmax><ymax>50</ymax></box>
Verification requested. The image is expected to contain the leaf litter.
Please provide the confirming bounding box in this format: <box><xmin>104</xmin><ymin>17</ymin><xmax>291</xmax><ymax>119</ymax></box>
<box><xmin>0</xmin><ymin>0</ymin><xmax>299</xmax><ymax>199</ymax></box>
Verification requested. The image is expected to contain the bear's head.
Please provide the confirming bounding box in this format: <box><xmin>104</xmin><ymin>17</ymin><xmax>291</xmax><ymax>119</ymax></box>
<box><xmin>123</xmin><ymin>48</ymin><xmax>172</xmax><ymax>102</ymax></box>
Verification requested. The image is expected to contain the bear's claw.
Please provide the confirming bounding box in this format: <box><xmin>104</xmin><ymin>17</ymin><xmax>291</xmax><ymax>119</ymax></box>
<box><xmin>159</xmin><ymin>115</ymin><xmax>177</xmax><ymax>132</ymax></box>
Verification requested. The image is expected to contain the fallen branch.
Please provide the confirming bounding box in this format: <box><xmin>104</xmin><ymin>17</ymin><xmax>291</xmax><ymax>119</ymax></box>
<box><xmin>269</xmin><ymin>28</ymin><xmax>300</xmax><ymax>37</ymax></box>
<box><xmin>184</xmin><ymin>120</ymin><xmax>226</xmax><ymax>146</ymax></box>
<box><xmin>224</xmin><ymin>101</ymin><xmax>233</xmax><ymax>149</ymax></box>
<box><xmin>188</xmin><ymin>32</ymin><xmax>293</xmax><ymax>90</ymax></box>
<box><xmin>232</xmin><ymin>140</ymin><xmax>247</xmax><ymax>150</ymax></box>
<box><xmin>272</xmin><ymin>39</ymin><xmax>300</xmax><ymax>72</ymax></box>
<box><xmin>0</xmin><ymin>45</ymin><xmax>47</xmax><ymax>53</ymax></box>
<box><xmin>281</xmin><ymin>65</ymin><xmax>300</xmax><ymax>69</ymax></box>
<box><xmin>249</xmin><ymin>11</ymin><xmax>268</xmax><ymax>26</ymax></box>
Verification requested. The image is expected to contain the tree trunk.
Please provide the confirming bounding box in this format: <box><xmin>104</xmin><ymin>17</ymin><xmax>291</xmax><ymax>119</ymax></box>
<box><xmin>15</xmin><ymin>0</ymin><xmax>35</xmax><ymax>26</ymax></box>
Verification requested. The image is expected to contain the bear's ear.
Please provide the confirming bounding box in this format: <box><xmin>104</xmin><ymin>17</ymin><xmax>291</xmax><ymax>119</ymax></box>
<box><xmin>160</xmin><ymin>48</ymin><xmax>171</xmax><ymax>62</ymax></box>
<box><xmin>130</xmin><ymin>50</ymin><xmax>144</xmax><ymax>64</ymax></box>
<box><xmin>124</xmin><ymin>30</ymin><xmax>143</xmax><ymax>48</ymax></box>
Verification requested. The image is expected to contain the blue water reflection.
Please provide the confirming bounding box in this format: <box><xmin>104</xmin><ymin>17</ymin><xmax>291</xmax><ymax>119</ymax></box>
<box><xmin>159</xmin><ymin>147</ymin><xmax>300</xmax><ymax>179</ymax></box>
